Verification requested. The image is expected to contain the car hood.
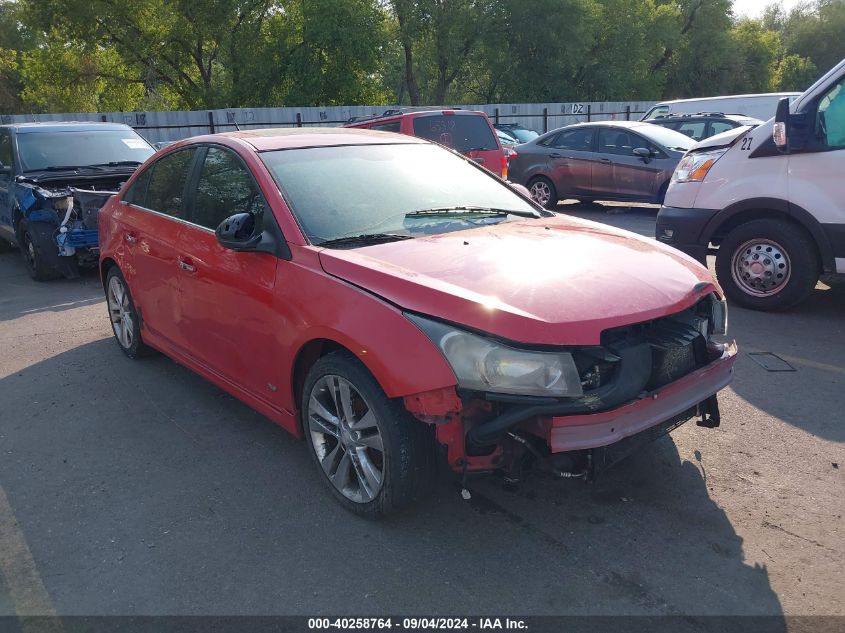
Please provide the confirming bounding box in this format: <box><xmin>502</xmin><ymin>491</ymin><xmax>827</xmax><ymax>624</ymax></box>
<box><xmin>317</xmin><ymin>216</ymin><xmax>717</xmax><ymax>345</ymax></box>
<box><xmin>690</xmin><ymin>125</ymin><xmax>751</xmax><ymax>152</ymax></box>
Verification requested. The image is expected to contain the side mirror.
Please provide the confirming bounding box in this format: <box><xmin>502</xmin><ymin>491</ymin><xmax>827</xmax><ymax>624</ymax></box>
<box><xmin>632</xmin><ymin>147</ymin><xmax>652</xmax><ymax>162</ymax></box>
<box><xmin>216</xmin><ymin>212</ymin><xmax>262</xmax><ymax>250</ymax></box>
<box><xmin>773</xmin><ymin>97</ymin><xmax>791</xmax><ymax>153</ymax></box>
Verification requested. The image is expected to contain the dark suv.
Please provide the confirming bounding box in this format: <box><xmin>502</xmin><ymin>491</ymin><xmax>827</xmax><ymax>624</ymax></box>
<box><xmin>344</xmin><ymin>109</ymin><xmax>508</xmax><ymax>179</ymax></box>
<box><xmin>0</xmin><ymin>122</ymin><xmax>154</xmax><ymax>280</ymax></box>
<box><xmin>646</xmin><ymin>113</ymin><xmax>763</xmax><ymax>141</ymax></box>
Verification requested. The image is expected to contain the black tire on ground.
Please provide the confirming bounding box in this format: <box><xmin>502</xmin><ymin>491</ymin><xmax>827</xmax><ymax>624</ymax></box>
<box><xmin>527</xmin><ymin>176</ymin><xmax>559</xmax><ymax>210</ymax></box>
<box><xmin>18</xmin><ymin>220</ymin><xmax>60</xmax><ymax>281</ymax></box>
<box><xmin>301</xmin><ymin>351</ymin><xmax>434</xmax><ymax>518</ymax></box>
<box><xmin>105</xmin><ymin>267</ymin><xmax>156</xmax><ymax>358</ymax></box>
<box><xmin>715</xmin><ymin>218</ymin><xmax>820</xmax><ymax>311</ymax></box>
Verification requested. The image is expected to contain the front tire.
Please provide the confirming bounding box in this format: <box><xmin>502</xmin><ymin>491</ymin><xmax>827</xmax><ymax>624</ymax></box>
<box><xmin>302</xmin><ymin>352</ymin><xmax>433</xmax><ymax>518</ymax></box>
<box><xmin>715</xmin><ymin>219</ymin><xmax>819</xmax><ymax>311</ymax></box>
<box><xmin>19</xmin><ymin>220</ymin><xmax>59</xmax><ymax>281</ymax></box>
<box><xmin>105</xmin><ymin>267</ymin><xmax>155</xmax><ymax>358</ymax></box>
<box><xmin>528</xmin><ymin>176</ymin><xmax>558</xmax><ymax>210</ymax></box>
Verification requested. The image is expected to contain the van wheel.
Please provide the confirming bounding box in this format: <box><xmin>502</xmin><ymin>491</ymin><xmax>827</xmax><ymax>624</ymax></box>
<box><xmin>528</xmin><ymin>176</ymin><xmax>558</xmax><ymax>210</ymax></box>
<box><xmin>302</xmin><ymin>352</ymin><xmax>433</xmax><ymax>518</ymax></box>
<box><xmin>715</xmin><ymin>219</ymin><xmax>819</xmax><ymax>311</ymax></box>
<box><xmin>19</xmin><ymin>220</ymin><xmax>60</xmax><ymax>281</ymax></box>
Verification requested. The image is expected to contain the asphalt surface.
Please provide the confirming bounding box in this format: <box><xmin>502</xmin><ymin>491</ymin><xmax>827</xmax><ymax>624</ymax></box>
<box><xmin>0</xmin><ymin>206</ymin><xmax>842</xmax><ymax>622</ymax></box>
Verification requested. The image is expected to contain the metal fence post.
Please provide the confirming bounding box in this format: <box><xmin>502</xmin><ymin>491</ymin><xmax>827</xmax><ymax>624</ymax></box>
<box><xmin>543</xmin><ymin>108</ymin><xmax>548</xmax><ymax>133</ymax></box>
<box><xmin>296</xmin><ymin>113</ymin><xmax>303</xmax><ymax>128</ymax></box>
<box><xmin>587</xmin><ymin>104</ymin><xmax>592</xmax><ymax>122</ymax></box>
<box><xmin>626</xmin><ymin>105</ymin><xmax>631</xmax><ymax>121</ymax></box>
<box><xmin>207</xmin><ymin>111</ymin><xmax>215</xmax><ymax>133</ymax></box>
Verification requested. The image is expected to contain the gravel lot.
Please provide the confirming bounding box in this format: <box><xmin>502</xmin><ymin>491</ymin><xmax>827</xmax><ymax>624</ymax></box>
<box><xmin>0</xmin><ymin>206</ymin><xmax>842</xmax><ymax>623</ymax></box>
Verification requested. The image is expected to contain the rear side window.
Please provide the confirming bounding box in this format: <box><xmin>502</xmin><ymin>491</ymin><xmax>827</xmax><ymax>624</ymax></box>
<box><xmin>674</xmin><ymin>121</ymin><xmax>707</xmax><ymax>140</ymax></box>
<box><xmin>412</xmin><ymin>115</ymin><xmax>497</xmax><ymax>152</ymax></box>
<box><xmin>709</xmin><ymin>121</ymin><xmax>736</xmax><ymax>137</ymax></box>
<box><xmin>142</xmin><ymin>148</ymin><xmax>196</xmax><ymax>218</ymax></box>
<box><xmin>551</xmin><ymin>128</ymin><xmax>594</xmax><ymax>151</ymax></box>
<box><xmin>192</xmin><ymin>147</ymin><xmax>267</xmax><ymax>230</ymax></box>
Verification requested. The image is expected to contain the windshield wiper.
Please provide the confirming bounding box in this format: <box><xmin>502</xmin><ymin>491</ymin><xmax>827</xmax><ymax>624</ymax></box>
<box><xmin>317</xmin><ymin>233</ymin><xmax>414</xmax><ymax>248</ymax></box>
<box><xmin>25</xmin><ymin>165</ymin><xmax>107</xmax><ymax>173</ymax></box>
<box><xmin>406</xmin><ymin>205</ymin><xmax>538</xmax><ymax>218</ymax></box>
<box><xmin>89</xmin><ymin>160</ymin><xmax>143</xmax><ymax>167</ymax></box>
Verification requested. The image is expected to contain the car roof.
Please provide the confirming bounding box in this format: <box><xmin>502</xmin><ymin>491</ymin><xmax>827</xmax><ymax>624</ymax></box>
<box><xmin>0</xmin><ymin>121</ymin><xmax>136</xmax><ymax>134</ymax></box>
<box><xmin>654</xmin><ymin>92</ymin><xmax>801</xmax><ymax>106</ymax></box>
<box><xmin>189</xmin><ymin>127</ymin><xmax>428</xmax><ymax>152</ymax></box>
<box><xmin>647</xmin><ymin>113</ymin><xmax>762</xmax><ymax>122</ymax></box>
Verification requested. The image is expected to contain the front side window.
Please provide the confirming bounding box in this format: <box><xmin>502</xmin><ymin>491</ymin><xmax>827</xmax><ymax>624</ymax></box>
<box><xmin>598</xmin><ymin>128</ymin><xmax>635</xmax><ymax>155</ymax></box>
<box><xmin>412</xmin><ymin>115</ymin><xmax>498</xmax><ymax>152</ymax></box>
<box><xmin>370</xmin><ymin>122</ymin><xmax>401</xmax><ymax>133</ymax></box>
<box><xmin>261</xmin><ymin>143</ymin><xmax>539</xmax><ymax>245</ymax></box>
<box><xmin>192</xmin><ymin>147</ymin><xmax>267</xmax><ymax>230</ymax></box>
<box><xmin>142</xmin><ymin>148</ymin><xmax>197</xmax><ymax>218</ymax></box>
<box><xmin>817</xmin><ymin>78</ymin><xmax>845</xmax><ymax>149</ymax></box>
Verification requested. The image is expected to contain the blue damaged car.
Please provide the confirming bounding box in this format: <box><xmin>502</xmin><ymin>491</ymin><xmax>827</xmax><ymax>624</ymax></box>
<box><xmin>0</xmin><ymin>122</ymin><xmax>154</xmax><ymax>280</ymax></box>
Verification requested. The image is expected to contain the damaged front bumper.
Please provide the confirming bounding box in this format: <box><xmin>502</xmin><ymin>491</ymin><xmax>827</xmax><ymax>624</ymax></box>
<box><xmin>15</xmin><ymin>181</ymin><xmax>118</xmax><ymax>277</ymax></box>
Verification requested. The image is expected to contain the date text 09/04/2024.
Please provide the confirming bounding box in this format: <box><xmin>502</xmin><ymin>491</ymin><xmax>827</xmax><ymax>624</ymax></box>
<box><xmin>307</xmin><ymin>618</ymin><xmax>528</xmax><ymax>630</ymax></box>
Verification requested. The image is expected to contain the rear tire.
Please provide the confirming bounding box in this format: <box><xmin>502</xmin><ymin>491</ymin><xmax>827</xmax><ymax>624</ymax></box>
<box><xmin>528</xmin><ymin>176</ymin><xmax>558</xmax><ymax>210</ymax></box>
<box><xmin>715</xmin><ymin>218</ymin><xmax>819</xmax><ymax>311</ymax></box>
<box><xmin>302</xmin><ymin>351</ymin><xmax>434</xmax><ymax>518</ymax></box>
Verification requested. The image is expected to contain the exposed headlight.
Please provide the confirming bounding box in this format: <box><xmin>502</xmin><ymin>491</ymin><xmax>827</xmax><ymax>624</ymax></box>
<box><xmin>673</xmin><ymin>149</ymin><xmax>727</xmax><ymax>183</ymax></box>
<box><xmin>709</xmin><ymin>294</ymin><xmax>728</xmax><ymax>336</ymax></box>
<box><xmin>407</xmin><ymin>314</ymin><xmax>583</xmax><ymax>397</ymax></box>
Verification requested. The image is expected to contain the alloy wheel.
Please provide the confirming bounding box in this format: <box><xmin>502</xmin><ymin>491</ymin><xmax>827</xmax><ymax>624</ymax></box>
<box><xmin>306</xmin><ymin>375</ymin><xmax>385</xmax><ymax>503</ymax></box>
<box><xmin>529</xmin><ymin>181</ymin><xmax>551</xmax><ymax>207</ymax></box>
<box><xmin>108</xmin><ymin>275</ymin><xmax>135</xmax><ymax>350</ymax></box>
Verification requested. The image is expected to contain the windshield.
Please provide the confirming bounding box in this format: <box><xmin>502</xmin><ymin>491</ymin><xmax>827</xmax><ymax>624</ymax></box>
<box><xmin>412</xmin><ymin>115</ymin><xmax>498</xmax><ymax>152</ymax></box>
<box><xmin>637</xmin><ymin>124</ymin><xmax>696</xmax><ymax>151</ymax></box>
<box><xmin>261</xmin><ymin>143</ymin><xmax>539</xmax><ymax>245</ymax></box>
<box><xmin>502</xmin><ymin>127</ymin><xmax>539</xmax><ymax>143</ymax></box>
<box><xmin>17</xmin><ymin>130</ymin><xmax>155</xmax><ymax>172</ymax></box>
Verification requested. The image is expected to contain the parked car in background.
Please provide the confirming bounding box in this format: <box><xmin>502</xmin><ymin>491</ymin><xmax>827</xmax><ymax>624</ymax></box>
<box><xmin>0</xmin><ymin>122</ymin><xmax>155</xmax><ymax>280</ymax></box>
<box><xmin>496</xmin><ymin>128</ymin><xmax>517</xmax><ymax>149</ymax></box>
<box><xmin>646</xmin><ymin>113</ymin><xmax>763</xmax><ymax>141</ymax></box>
<box><xmin>657</xmin><ymin>57</ymin><xmax>845</xmax><ymax>311</ymax></box>
<box><xmin>494</xmin><ymin>123</ymin><xmax>540</xmax><ymax>144</ymax></box>
<box><xmin>641</xmin><ymin>92</ymin><xmax>800</xmax><ymax>122</ymax></box>
<box><xmin>344</xmin><ymin>108</ymin><xmax>508</xmax><ymax>179</ymax></box>
<box><xmin>508</xmin><ymin>121</ymin><xmax>695</xmax><ymax>209</ymax></box>
<box><xmin>99</xmin><ymin>127</ymin><xmax>734</xmax><ymax>517</ymax></box>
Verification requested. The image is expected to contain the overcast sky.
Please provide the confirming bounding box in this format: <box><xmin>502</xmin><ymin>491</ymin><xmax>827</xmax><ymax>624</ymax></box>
<box><xmin>732</xmin><ymin>0</ymin><xmax>806</xmax><ymax>18</ymax></box>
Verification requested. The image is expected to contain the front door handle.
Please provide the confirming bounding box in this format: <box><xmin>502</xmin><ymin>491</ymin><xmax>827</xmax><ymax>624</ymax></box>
<box><xmin>549</xmin><ymin>152</ymin><xmax>562</xmax><ymax>158</ymax></box>
<box><xmin>177</xmin><ymin>257</ymin><xmax>196</xmax><ymax>273</ymax></box>
<box><xmin>599</xmin><ymin>158</ymin><xmax>612</xmax><ymax>163</ymax></box>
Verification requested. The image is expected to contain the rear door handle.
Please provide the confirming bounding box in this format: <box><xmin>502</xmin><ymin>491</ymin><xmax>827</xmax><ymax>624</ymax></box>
<box><xmin>599</xmin><ymin>158</ymin><xmax>612</xmax><ymax>163</ymax></box>
<box><xmin>124</xmin><ymin>233</ymin><xmax>138</xmax><ymax>244</ymax></box>
<box><xmin>549</xmin><ymin>152</ymin><xmax>562</xmax><ymax>158</ymax></box>
<box><xmin>177</xmin><ymin>257</ymin><xmax>196</xmax><ymax>273</ymax></box>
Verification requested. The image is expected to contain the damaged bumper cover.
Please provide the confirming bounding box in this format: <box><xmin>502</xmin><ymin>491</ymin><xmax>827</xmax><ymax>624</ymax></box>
<box><xmin>536</xmin><ymin>340</ymin><xmax>735</xmax><ymax>453</ymax></box>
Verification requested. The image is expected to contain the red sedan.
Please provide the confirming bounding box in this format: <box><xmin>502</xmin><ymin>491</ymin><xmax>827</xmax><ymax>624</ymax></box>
<box><xmin>98</xmin><ymin>128</ymin><xmax>736</xmax><ymax>517</ymax></box>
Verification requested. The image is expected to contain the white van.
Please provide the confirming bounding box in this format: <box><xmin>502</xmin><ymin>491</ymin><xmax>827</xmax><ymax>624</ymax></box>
<box><xmin>655</xmin><ymin>58</ymin><xmax>845</xmax><ymax>311</ymax></box>
<box><xmin>642</xmin><ymin>92</ymin><xmax>800</xmax><ymax>122</ymax></box>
